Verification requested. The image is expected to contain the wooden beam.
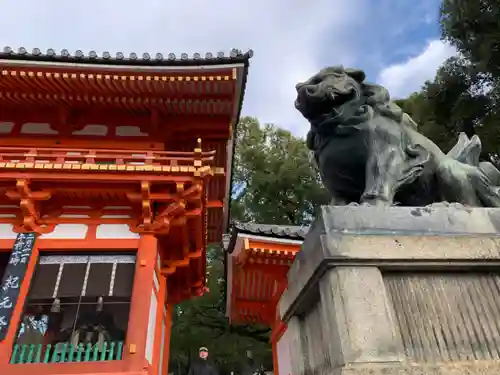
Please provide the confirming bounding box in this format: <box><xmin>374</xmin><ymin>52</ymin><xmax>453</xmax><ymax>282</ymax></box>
<box><xmin>0</xmin><ymin>171</ymin><xmax>203</xmax><ymax>182</ymax></box>
<box><xmin>247</xmin><ymin>240</ymin><xmax>301</xmax><ymax>253</ymax></box>
<box><xmin>0</xmin><ymin>108</ymin><xmax>231</xmax><ymax>130</ymax></box>
<box><xmin>241</xmin><ymin>263</ymin><xmax>291</xmax><ymax>278</ymax></box>
<box><xmin>206</xmin><ymin>200</ymin><xmax>223</xmax><ymax>208</ymax></box>
<box><xmin>0</xmin><ymin>136</ymin><xmax>165</xmax><ymax>150</ymax></box>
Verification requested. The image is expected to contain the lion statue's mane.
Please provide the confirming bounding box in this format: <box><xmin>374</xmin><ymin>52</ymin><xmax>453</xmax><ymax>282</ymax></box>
<box><xmin>305</xmin><ymin>78</ymin><xmax>418</xmax><ymax>154</ymax></box>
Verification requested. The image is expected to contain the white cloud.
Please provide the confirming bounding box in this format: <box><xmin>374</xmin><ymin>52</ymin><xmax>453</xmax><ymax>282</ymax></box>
<box><xmin>0</xmin><ymin>0</ymin><xmax>365</xmax><ymax>137</ymax></box>
<box><xmin>0</xmin><ymin>1</ymin><xmax>455</xmax><ymax>136</ymax></box>
<box><xmin>377</xmin><ymin>40</ymin><xmax>457</xmax><ymax>99</ymax></box>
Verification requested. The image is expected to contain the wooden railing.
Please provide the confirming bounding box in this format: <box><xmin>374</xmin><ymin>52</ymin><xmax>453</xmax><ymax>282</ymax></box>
<box><xmin>10</xmin><ymin>341</ymin><xmax>123</xmax><ymax>364</ymax></box>
<box><xmin>0</xmin><ymin>146</ymin><xmax>215</xmax><ymax>168</ymax></box>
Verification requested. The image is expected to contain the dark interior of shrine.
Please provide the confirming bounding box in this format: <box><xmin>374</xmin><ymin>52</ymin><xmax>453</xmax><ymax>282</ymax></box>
<box><xmin>15</xmin><ymin>253</ymin><xmax>135</xmax><ymax>351</ymax></box>
<box><xmin>0</xmin><ymin>252</ymin><xmax>9</xmax><ymax>284</ymax></box>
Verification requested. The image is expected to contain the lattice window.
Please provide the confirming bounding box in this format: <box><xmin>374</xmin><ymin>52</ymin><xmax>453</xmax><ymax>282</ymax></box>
<box><xmin>13</xmin><ymin>253</ymin><xmax>136</xmax><ymax>364</ymax></box>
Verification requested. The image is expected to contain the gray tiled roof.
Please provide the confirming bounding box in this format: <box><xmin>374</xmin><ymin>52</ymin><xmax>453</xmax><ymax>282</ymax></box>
<box><xmin>0</xmin><ymin>46</ymin><xmax>253</xmax><ymax>67</ymax></box>
<box><xmin>224</xmin><ymin>222</ymin><xmax>307</xmax><ymax>306</ymax></box>
<box><xmin>233</xmin><ymin>222</ymin><xmax>309</xmax><ymax>240</ymax></box>
<box><xmin>224</xmin><ymin>223</ymin><xmax>308</xmax><ymax>253</ymax></box>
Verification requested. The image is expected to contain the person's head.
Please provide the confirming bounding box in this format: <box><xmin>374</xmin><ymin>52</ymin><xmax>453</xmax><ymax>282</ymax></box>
<box><xmin>199</xmin><ymin>347</ymin><xmax>209</xmax><ymax>360</ymax></box>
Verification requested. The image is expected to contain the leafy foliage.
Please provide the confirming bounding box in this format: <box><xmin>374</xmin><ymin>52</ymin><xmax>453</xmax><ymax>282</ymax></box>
<box><xmin>231</xmin><ymin>117</ymin><xmax>329</xmax><ymax>224</ymax></box>
<box><xmin>396</xmin><ymin>0</ymin><xmax>500</xmax><ymax>158</ymax></box>
<box><xmin>396</xmin><ymin>58</ymin><xmax>500</xmax><ymax>154</ymax></box>
<box><xmin>440</xmin><ymin>0</ymin><xmax>500</xmax><ymax>85</ymax></box>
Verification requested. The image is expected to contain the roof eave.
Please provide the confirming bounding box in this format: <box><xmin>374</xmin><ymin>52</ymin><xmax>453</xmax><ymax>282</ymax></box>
<box><xmin>233</xmin><ymin>223</ymin><xmax>309</xmax><ymax>241</ymax></box>
<box><xmin>223</xmin><ymin>57</ymin><xmax>251</xmax><ymax>235</ymax></box>
<box><xmin>0</xmin><ymin>48</ymin><xmax>253</xmax><ymax>68</ymax></box>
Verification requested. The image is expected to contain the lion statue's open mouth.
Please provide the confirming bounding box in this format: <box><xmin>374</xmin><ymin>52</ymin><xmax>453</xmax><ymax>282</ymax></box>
<box><xmin>294</xmin><ymin>66</ymin><xmax>364</xmax><ymax>125</ymax></box>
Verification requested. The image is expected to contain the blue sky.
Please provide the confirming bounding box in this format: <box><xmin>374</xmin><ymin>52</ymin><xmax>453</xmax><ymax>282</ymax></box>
<box><xmin>0</xmin><ymin>0</ymin><xmax>456</xmax><ymax>137</ymax></box>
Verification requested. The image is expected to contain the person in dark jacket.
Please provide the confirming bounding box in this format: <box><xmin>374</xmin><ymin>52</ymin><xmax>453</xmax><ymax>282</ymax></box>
<box><xmin>240</xmin><ymin>350</ymin><xmax>258</xmax><ymax>375</ymax></box>
<box><xmin>187</xmin><ymin>347</ymin><xmax>219</xmax><ymax>375</ymax></box>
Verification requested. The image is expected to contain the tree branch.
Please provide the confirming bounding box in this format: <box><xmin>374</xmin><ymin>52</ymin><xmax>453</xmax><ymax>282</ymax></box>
<box><xmin>187</xmin><ymin>307</ymin><xmax>271</xmax><ymax>343</ymax></box>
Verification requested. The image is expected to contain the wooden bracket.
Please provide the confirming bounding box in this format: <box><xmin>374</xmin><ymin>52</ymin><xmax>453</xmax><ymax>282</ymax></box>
<box><xmin>141</xmin><ymin>181</ymin><xmax>152</xmax><ymax>226</ymax></box>
<box><xmin>128</xmin><ymin>180</ymin><xmax>205</xmax><ymax>235</ymax></box>
<box><xmin>6</xmin><ymin>179</ymin><xmax>54</xmax><ymax>233</ymax></box>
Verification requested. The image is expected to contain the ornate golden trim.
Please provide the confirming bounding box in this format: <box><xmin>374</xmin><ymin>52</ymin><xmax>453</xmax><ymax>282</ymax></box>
<box><xmin>0</xmin><ymin>162</ymin><xmax>215</xmax><ymax>175</ymax></box>
<box><xmin>1</xmin><ymin>69</ymin><xmax>231</xmax><ymax>82</ymax></box>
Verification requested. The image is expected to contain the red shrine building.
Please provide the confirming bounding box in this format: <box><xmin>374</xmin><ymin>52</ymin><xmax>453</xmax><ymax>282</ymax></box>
<box><xmin>224</xmin><ymin>223</ymin><xmax>307</xmax><ymax>375</ymax></box>
<box><xmin>0</xmin><ymin>46</ymin><xmax>251</xmax><ymax>375</ymax></box>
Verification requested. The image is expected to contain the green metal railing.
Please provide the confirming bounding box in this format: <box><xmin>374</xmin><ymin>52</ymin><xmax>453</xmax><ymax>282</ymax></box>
<box><xmin>10</xmin><ymin>341</ymin><xmax>123</xmax><ymax>364</ymax></box>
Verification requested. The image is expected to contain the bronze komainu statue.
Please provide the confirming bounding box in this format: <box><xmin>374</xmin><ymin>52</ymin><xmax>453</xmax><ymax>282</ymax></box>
<box><xmin>296</xmin><ymin>66</ymin><xmax>500</xmax><ymax>207</ymax></box>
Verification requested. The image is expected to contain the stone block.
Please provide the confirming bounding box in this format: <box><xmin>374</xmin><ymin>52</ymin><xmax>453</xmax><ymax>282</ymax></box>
<box><xmin>279</xmin><ymin>205</ymin><xmax>500</xmax><ymax>375</ymax></box>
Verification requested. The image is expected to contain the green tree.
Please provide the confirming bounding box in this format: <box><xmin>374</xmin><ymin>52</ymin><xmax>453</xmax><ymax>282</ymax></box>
<box><xmin>416</xmin><ymin>57</ymin><xmax>498</xmax><ymax>153</ymax></box>
<box><xmin>395</xmin><ymin>90</ymin><xmax>452</xmax><ymax>151</ymax></box>
<box><xmin>231</xmin><ymin>116</ymin><xmax>329</xmax><ymax>225</ymax></box>
<box><xmin>395</xmin><ymin>0</ymin><xmax>500</xmax><ymax>157</ymax></box>
<box><xmin>440</xmin><ymin>0</ymin><xmax>500</xmax><ymax>86</ymax></box>
<box><xmin>438</xmin><ymin>0</ymin><xmax>500</xmax><ymax>155</ymax></box>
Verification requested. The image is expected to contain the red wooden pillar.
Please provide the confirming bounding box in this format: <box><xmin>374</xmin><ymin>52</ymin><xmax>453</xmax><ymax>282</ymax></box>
<box><xmin>271</xmin><ymin>320</ymin><xmax>289</xmax><ymax>375</ymax></box>
<box><xmin>161</xmin><ymin>304</ymin><xmax>174</xmax><ymax>375</ymax></box>
<box><xmin>151</xmin><ymin>271</ymin><xmax>166</xmax><ymax>375</ymax></box>
<box><xmin>270</xmin><ymin>281</ymin><xmax>288</xmax><ymax>375</ymax></box>
<box><xmin>271</xmin><ymin>338</ymin><xmax>280</xmax><ymax>375</ymax></box>
<box><xmin>125</xmin><ymin>233</ymin><xmax>158</xmax><ymax>372</ymax></box>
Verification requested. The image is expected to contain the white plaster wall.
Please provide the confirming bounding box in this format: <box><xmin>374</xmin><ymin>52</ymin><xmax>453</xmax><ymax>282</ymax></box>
<box><xmin>96</xmin><ymin>224</ymin><xmax>140</xmax><ymax>239</ymax></box>
<box><xmin>153</xmin><ymin>271</ymin><xmax>160</xmax><ymax>292</ymax></box>
<box><xmin>0</xmin><ymin>223</ymin><xmax>89</xmax><ymax>240</ymax></box>
<box><xmin>0</xmin><ymin>224</ymin><xmax>19</xmax><ymax>239</ymax></box>
<box><xmin>41</xmin><ymin>224</ymin><xmax>88</xmax><ymax>239</ymax></box>
<box><xmin>72</xmin><ymin>124</ymin><xmax>108</xmax><ymax>136</ymax></box>
<box><xmin>277</xmin><ymin>329</ymin><xmax>293</xmax><ymax>375</ymax></box>
<box><xmin>0</xmin><ymin>122</ymin><xmax>14</xmax><ymax>134</ymax></box>
<box><xmin>21</xmin><ymin>123</ymin><xmax>58</xmax><ymax>135</ymax></box>
<box><xmin>0</xmin><ymin>223</ymin><xmax>140</xmax><ymax>240</ymax></box>
<box><xmin>116</xmin><ymin>126</ymin><xmax>148</xmax><ymax>137</ymax></box>
<box><xmin>145</xmin><ymin>289</ymin><xmax>157</xmax><ymax>365</ymax></box>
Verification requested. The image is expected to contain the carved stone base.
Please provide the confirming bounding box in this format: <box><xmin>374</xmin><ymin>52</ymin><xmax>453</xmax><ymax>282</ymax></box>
<box><xmin>279</xmin><ymin>206</ymin><xmax>500</xmax><ymax>375</ymax></box>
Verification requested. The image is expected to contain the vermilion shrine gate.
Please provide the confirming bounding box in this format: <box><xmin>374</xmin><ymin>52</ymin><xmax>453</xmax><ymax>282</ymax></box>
<box><xmin>224</xmin><ymin>223</ymin><xmax>307</xmax><ymax>375</ymax></box>
<box><xmin>0</xmin><ymin>46</ymin><xmax>251</xmax><ymax>375</ymax></box>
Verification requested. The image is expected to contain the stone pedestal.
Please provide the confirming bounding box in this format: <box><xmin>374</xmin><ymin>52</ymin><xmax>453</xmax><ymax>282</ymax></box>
<box><xmin>279</xmin><ymin>205</ymin><xmax>500</xmax><ymax>375</ymax></box>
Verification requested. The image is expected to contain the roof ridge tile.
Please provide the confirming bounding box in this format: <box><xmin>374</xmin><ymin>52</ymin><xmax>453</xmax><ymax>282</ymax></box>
<box><xmin>1</xmin><ymin>46</ymin><xmax>253</xmax><ymax>67</ymax></box>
